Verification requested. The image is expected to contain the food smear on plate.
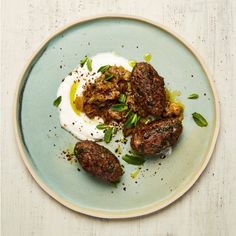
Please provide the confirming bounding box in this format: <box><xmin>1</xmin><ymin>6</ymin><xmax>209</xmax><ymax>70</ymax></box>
<box><xmin>57</xmin><ymin>52</ymin><xmax>132</xmax><ymax>141</ymax></box>
<box><xmin>55</xmin><ymin>52</ymin><xmax>185</xmax><ymax>182</ymax></box>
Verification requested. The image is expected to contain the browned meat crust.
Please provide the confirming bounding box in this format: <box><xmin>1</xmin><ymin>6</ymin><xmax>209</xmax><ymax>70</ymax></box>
<box><xmin>130</xmin><ymin>62</ymin><xmax>166</xmax><ymax>117</ymax></box>
<box><xmin>131</xmin><ymin>118</ymin><xmax>183</xmax><ymax>155</ymax></box>
<box><xmin>74</xmin><ymin>141</ymin><xmax>123</xmax><ymax>182</ymax></box>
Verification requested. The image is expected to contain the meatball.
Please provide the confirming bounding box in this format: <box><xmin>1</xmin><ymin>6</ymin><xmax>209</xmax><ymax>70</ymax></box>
<box><xmin>131</xmin><ymin>118</ymin><xmax>183</xmax><ymax>155</ymax></box>
<box><xmin>130</xmin><ymin>62</ymin><xmax>166</xmax><ymax>117</ymax></box>
<box><xmin>74</xmin><ymin>141</ymin><xmax>123</xmax><ymax>182</ymax></box>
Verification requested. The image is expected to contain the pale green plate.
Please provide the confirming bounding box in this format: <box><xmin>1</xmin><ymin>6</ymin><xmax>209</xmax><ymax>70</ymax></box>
<box><xmin>14</xmin><ymin>15</ymin><xmax>219</xmax><ymax>219</ymax></box>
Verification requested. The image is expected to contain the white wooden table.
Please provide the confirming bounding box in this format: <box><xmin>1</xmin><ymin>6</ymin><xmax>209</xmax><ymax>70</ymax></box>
<box><xmin>1</xmin><ymin>0</ymin><xmax>236</xmax><ymax>235</ymax></box>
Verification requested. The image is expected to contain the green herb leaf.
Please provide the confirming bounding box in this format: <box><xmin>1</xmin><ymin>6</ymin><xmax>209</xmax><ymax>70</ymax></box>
<box><xmin>122</xmin><ymin>154</ymin><xmax>145</xmax><ymax>166</ymax></box>
<box><xmin>129</xmin><ymin>60</ymin><xmax>136</xmax><ymax>68</ymax></box>
<box><xmin>96</xmin><ymin>124</ymin><xmax>111</xmax><ymax>130</ymax></box>
<box><xmin>144</xmin><ymin>53</ymin><xmax>152</xmax><ymax>62</ymax></box>
<box><xmin>112</xmin><ymin>126</ymin><xmax>118</xmax><ymax>134</ymax></box>
<box><xmin>104</xmin><ymin>127</ymin><xmax>113</xmax><ymax>143</ymax></box>
<box><xmin>111</xmin><ymin>104</ymin><xmax>128</xmax><ymax>112</ymax></box>
<box><xmin>192</xmin><ymin>112</ymin><xmax>208</xmax><ymax>127</ymax></box>
<box><xmin>105</xmin><ymin>73</ymin><xmax>113</xmax><ymax>81</ymax></box>
<box><xmin>124</xmin><ymin>113</ymin><xmax>139</xmax><ymax>128</ymax></box>
<box><xmin>86</xmin><ymin>58</ymin><xmax>92</xmax><ymax>71</ymax></box>
<box><xmin>53</xmin><ymin>96</ymin><xmax>62</xmax><ymax>107</ymax></box>
<box><xmin>111</xmin><ymin>181</ymin><xmax>120</xmax><ymax>187</ymax></box>
<box><xmin>188</xmin><ymin>94</ymin><xmax>199</xmax><ymax>99</ymax></box>
<box><xmin>80</xmin><ymin>55</ymin><xmax>88</xmax><ymax>67</ymax></box>
<box><xmin>97</xmin><ymin>65</ymin><xmax>110</xmax><ymax>73</ymax></box>
<box><xmin>118</xmin><ymin>93</ymin><xmax>126</xmax><ymax>103</ymax></box>
<box><xmin>143</xmin><ymin>117</ymin><xmax>151</xmax><ymax>124</ymax></box>
<box><xmin>134</xmin><ymin>115</ymin><xmax>140</xmax><ymax>126</ymax></box>
<box><xmin>125</xmin><ymin>109</ymin><xmax>133</xmax><ymax>118</ymax></box>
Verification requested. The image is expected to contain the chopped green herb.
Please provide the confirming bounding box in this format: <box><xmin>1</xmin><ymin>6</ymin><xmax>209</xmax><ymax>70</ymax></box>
<box><xmin>53</xmin><ymin>96</ymin><xmax>62</xmax><ymax>107</ymax></box>
<box><xmin>144</xmin><ymin>53</ymin><xmax>152</xmax><ymax>62</ymax></box>
<box><xmin>104</xmin><ymin>73</ymin><xmax>113</xmax><ymax>81</ymax></box>
<box><xmin>143</xmin><ymin>117</ymin><xmax>151</xmax><ymax>124</ymax></box>
<box><xmin>129</xmin><ymin>60</ymin><xmax>136</xmax><ymax>68</ymax></box>
<box><xmin>188</xmin><ymin>94</ymin><xmax>199</xmax><ymax>99</ymax></box>
<box><xmin>124</xmin><ymin>113</ymin><xmax>139</xmax><ymax>128</ymax></box>
<box><xmin>122</xmin><ymin>154</ymin><xmax>145</xmax><ymax>166</ymax></box>
<box><xmin>111</xmin><ymin>104</ymin><xmax>128</xmax><ymax>112</ymax></box>
<box><xmin>104</xmin><ymin>127</ymin><xmax>113</xmax><ymax>143</ymax></box>
<box><xmin>80</xmin><ymin>55</ymin><xmax>88</xmax><ymax>67</ymax></box>
<box><xmin>112</xmin><ymin>126</ymin><xmax>118</xmax><ymax>134</ymax></box>
<box><xmin>86</xmin><ymin>58</ymin><xmax>92</xmax><ymax>71</ymax></box>
<box><xmin>192</xmin><ymin>112</ymin><xmax>208</xmax><ymax>127</ymax></box>
<box><xmin>125</xmin><ymin>110</ymin><xmax>132</xmax><ymax>118</ymax></box>
<box><xmin>134</xmin><ymin>115</ymin><xmax>140</xmax><ymax>126</ymax></box>
<box><xmin>97</xmin><ymin>65</ymin><xmax>110</xmax><ymax>73</ymax></box>
<box><xmin>96</xmin><ymin>124</ymin><xmax>111</xmax><ymax>130</ymax></box>
<box><xmin>111</xmin><ymin>181</ymin><xmax>119</xmax><ymax>187</ymax></box>
<box><xmin>118</xmin><ymin>94</ymin><xmax>126</xmax><ymax>103</ymax></box>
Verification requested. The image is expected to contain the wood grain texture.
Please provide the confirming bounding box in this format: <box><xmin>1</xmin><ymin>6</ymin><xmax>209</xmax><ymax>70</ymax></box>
<box><xmin>1</xmin><ymin>0</ymin><xmax>236</xmax><ymax>235</ymax></box>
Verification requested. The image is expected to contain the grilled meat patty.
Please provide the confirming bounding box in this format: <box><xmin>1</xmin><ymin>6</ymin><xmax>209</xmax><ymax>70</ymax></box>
<box><xmin>74</xmin><ymin>141</ymin><xmax>123</xmax><ymax>182</ymax></box>
<box><xmin>130</xmin><ymin>62</ymin><xmax>166</xmax><ymax>117</ymax></box>
<box><xmin>131</xmin><ymin>118</ymin><xmax>183</xmax><ymax>155</ymax></box>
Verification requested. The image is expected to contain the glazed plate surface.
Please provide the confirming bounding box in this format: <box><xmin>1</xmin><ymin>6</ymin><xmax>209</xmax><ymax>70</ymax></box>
<box><xmin>15</xmin><ymin>16</ymin><xmax>219</xmax><ymax>218</ymax></box>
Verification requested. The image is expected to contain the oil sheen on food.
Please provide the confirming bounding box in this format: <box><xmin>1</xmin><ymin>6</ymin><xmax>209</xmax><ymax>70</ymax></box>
<box><xmin>57</xmin><ymin>52</ymin><xmax>132</xmax><ymax>140</ymax></box>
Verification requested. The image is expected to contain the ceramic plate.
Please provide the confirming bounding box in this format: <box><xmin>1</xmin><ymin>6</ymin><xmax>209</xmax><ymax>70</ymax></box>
<box><xmin>14</xmin><ymin>15</ymin><xmax>219</xmax><ymax>218</ymax></box>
